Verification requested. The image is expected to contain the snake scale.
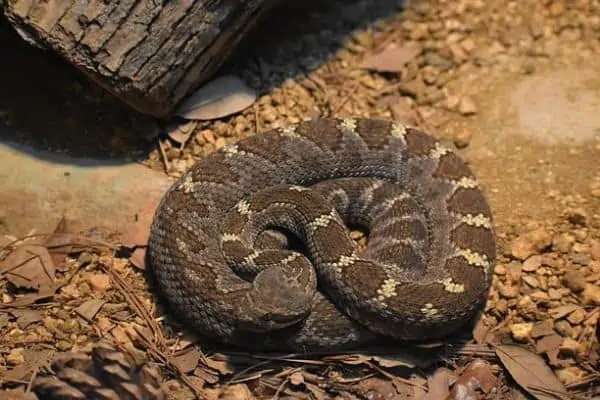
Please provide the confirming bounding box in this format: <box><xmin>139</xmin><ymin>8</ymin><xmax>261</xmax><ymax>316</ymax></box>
<box><xmin>148</xmin><ymin>117</ymin><xmax>496</xmax><ymax>351</ymax></box>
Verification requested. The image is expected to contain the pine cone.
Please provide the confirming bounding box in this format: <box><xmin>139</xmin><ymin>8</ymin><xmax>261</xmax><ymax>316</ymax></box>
<box><xmin>32</xmin><ymin>342</ymin><xmax>165</xmax><ymax>400</ymax></box>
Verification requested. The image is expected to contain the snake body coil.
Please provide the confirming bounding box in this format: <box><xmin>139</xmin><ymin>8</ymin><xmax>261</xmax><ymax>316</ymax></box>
<box><xmin>149</xmin><ymin>118</ymin><xmax>496</xmax><ymax>350</ymax></box>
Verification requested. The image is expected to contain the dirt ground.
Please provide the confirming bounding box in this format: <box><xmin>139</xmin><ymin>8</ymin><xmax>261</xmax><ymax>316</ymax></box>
<box><xmin>1</xmin><ymin>0</ymin><xmax>599</xmax><ymax>399</ymax></box>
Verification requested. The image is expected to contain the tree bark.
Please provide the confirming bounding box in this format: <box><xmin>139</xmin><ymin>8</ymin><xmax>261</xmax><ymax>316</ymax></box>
<box><xmin>2</xmin><ymin>0</ymin><xmax>278</xmax><ymax>118</ymax></box>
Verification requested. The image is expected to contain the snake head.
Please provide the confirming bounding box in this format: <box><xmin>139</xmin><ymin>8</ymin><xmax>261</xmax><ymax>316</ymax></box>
<box><xmin>241</xmin><ymin>260</ymin><xmax>317</xmax><ymax>332</ymax></box>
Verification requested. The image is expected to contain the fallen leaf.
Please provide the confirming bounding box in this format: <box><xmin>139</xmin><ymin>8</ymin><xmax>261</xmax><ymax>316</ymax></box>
<box><xmin>74</xmin><ymin>299</ymin><xmax>106</xmax><ymax>322</ymax></box>
<box><xmin>166</xmin><ymin>120</ymin><xmax>198</xmax><ymax>144</ymax></box>
<box><xmin>426</xmin><ymin>367</ymin><xmax>453</xmax><ymax>400</ymax></box>
<box><xmin>194</xmin><ymin>367</ymin><xmax>219</xmax><ymax>384</ymax></box>
<box><xmin>450</xmin><ymin>359</ymin><xmax>497</xmax><ymax>399</ymax></box>
<box><xmin>531</xmin><ymin>320</ymin><xmax>556</xmax><ymax>338</ymax></box>
<box><xmin>495</xmin><ymin>344</ymin><xmax>569</xmax><ymax>400</ymax></box>
<box><xmin>305</xmin><ymin>381</ymin><xmax>327</xmax><ymax>400</ymax></box>
<box><xmin>14</xmin><ymin>309</ymin><xmax>43</xmax><ymax>329</ymax></box>
<box><xmin>360</xmin><ymin>42</ymin><xmax>421</xmax><ymax>73</ymax></box>
<box><xmin>44</xmin><ymin>217</ymin><xmax>73</xmax><ymax>268</ymax></box>
<box><xmin>129</xmin><ymin>248</ymin><xmax>147</xmax><ymax>270</ymax></box>
<box><xmin>204</xmin><ymin>353</ymin><xmax>233</xmax><ymax>375</ymax></box>
<box><xmin>172</xmin><ymin>347</ymin><xmax>202</xmax><ymax>373</ymax></box>
<box><xmin>175</xmin><ymin>75</ymin><xmax>257</xmax><ymax>120</ymax></box>
<box><xmin>0</xmin><ymin>245</ymin><xmax>55</xmax><ymax>290</ymax></box>
<box><xmin>472</xmin><ymin>318</ymin><xmax>493</xmax><ymax>344</ymax></box>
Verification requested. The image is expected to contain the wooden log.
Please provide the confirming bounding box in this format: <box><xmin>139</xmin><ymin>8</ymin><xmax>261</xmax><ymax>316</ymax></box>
<box><xmin>2</xmin><ymin>0</ymin><xmax>278</xmax><ymax>118</ymax></box>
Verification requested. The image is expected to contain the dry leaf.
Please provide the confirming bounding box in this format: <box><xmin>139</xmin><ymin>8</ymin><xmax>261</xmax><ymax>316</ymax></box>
<box><xmin>194</xmin><ymin>367</ymin><xmax>219</xmax><ymax>384</ymax></box>
<box><xmin>14</xmin><ymin>309</ymin><xmax>43</xmax><ymax>329</ymax></box>
<box><xmin>450</xmin><ymin>359</ymin><xmax>497</xmax><ymax>399</ymax></box>
<box><xmin>531</xmin><ymin>320</ymin><xmax>556</xmax><ymax>338</ymax></box>
<box><xmin>75</xmin><ymin>299</ymin><xmax>106</xmax><ymax>321</ymax></box>
<box><xmin>44</xmin><ymin>217</ymin><xmax>73</xmax><ymax>268</ymax></box>
<box><xmin>175</xmin><ymin>75</ymin><xmax>257</xmax><ymax>120</ymax></box>
<box><xmin>204</xmin><ymin>353</ymin><xmax>233</xmax><ymax>375</ymax></box>
<box><xmin>495</xmin><ymin>344</ymin><xmax>569</xmax><ymax>400</ymax></box>
<box><xmin>1</xmin><ymin>245</ymin><xmax>55</xmax><ymax>289</ymax></box>
<box><xmin>166</xmin><ymin>120</ymin><xmax>198</xmax><ymax>144</ymax></box>
<box><xmin>172</xmin><ymin>347</ymin><xmax>202</xmax><ymax>373</ymax></box>
<box><xmin>360</xmin><ymin>42</ymin><xmax>421</xmax><ymax>73</ymax></box>
<box><xmin>129</xmin><ymin>248</ymin><xmax>147</xmax><ymax>270</ymax></box>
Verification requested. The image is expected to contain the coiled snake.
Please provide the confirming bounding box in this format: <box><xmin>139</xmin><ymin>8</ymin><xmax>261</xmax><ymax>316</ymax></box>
<box><xmin>148</xmin><ymin>118</ymin><xmax>496</xmax><ymax>351</ymax></box>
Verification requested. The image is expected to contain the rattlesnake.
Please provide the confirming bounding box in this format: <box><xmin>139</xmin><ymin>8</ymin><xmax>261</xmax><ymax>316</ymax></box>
<box><xmin>148</xmin><ymin>117</ymin><xmax>496</xmax><ymax>351</ymax></box>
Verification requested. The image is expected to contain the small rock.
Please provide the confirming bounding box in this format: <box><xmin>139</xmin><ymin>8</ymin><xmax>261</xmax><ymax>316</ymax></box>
<box><xmin>555</xmin><ymin>320</ymin><xmax>575</xmax><ymax>338</ymax></box>
<box><xmin>458</xmin><ymin>96</ymin><xmax>477</xmax><ymax>116</ymax></box>
<box><xmin>494</xmin><ymin>264</ymin><xmax>506</xmax><ymax>275</ymax></box>
<box><xmin>498</xmin><ymin>284</ymin><xmax>519</xmax><ymax>299</ymax></box>
<box><xmin>510</xmin><ymin>322</ymin><xmax>533</xmax><ymax>342</ymax></box>
<box><xmin>517</xmin><ymin>295</ymin><xmax>538</xmax><ymax>319</ymax></box>
<box><xmin>590</xmin><ymin>239</ymin><xmax>600</xmax><ymax>261</ymax></box>
<box><xmin>582</xmin><ymin>283</ymin><xmax>600</xmax><ymax>305</ymax></box>
<box><xmin>88</xmin><ymin>273</ymin><xmax>111</xmax><ymax>292</ymax></box>
<box><xmin>564</xmin><ymin>208</ymin><xmax>587</xmax><ymax>225</ymax></box>
<box><xmin>522</xmin><ymin>275</ymin><xmax>539</xmax><ymax>288</ymax></box>
<box><xmin>552</xmin><ymin>233</ymin><xmax>575</xmax><ymax>253</ymax></box>
<box><xmin>511</xmin><ymin>228</ymin><xmax>551</xmax><ymax>260</ymax></box>
<box><xmin>549</xmin><ymin>1</ymin><xmax>565</xmax><ymax>17</ymax></box>
<box><xmin>548</xmin><ymin>288</ymin><xmax>563</xmax><ymax>300</ymax></box>
<box><xmin>522</xmin><ymin>255</ymin><xmax>542</xmax><ymax>272</ymax></box>
<box><xmin>423</xmin><ymin>51</ymin><xmax>455</xmax><ymax>70</ymax></box>
<box><xmin>566</xmin><ymin>308</ymin><xmax>585</xmax><ymax>325</ymax></box>
<box><xmin>56</xmin><ymin>340</ymin><xmax>72</xmax><ymax>351</ymax></box>
<box><xmin>530</xmin><ymin>291</ymin><xmax>550</xmax><ymax>303</ymax></box>
<box><xmin>571</xmin><ymin>253</ymin><xmax>589</xmax><ymax>266</ymax></box>
<box><xmin>559</xmin><ymin>338</ymin><xmax>580</xmax><ymax>357</ymax></box>
<box><xmin>453</xmin><ymin>129</ymin><xmax>472</xmax><ymax>148</ymax></box>
<box><xmin>6</xmin><ymin>348</ymin><xmax>24</xmax><ymax>365</ymax></box>
<box><xmin>562</xmin><ymin>270</ymin><xmax>586</xmax><ymax>293</ymax></box>
<box><xmin>555</xmin><ymin>366</ymin><xmax>586</xmax><ymax>386</ymax></box>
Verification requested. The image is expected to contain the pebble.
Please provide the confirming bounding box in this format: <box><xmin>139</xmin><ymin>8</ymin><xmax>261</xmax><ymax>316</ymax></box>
<box><xmin>566</xmin><ymin>308</ymin><xmax>585</xmax><ymax>325</ymax></box>
<box><xmin>453</xmin><ymin>129</ymin><xmax>472</xmax><ymax>148</ymax></box>
<box><xmin>498</xmin><ymin>283</ymin><xmax>519</xmax><ymax>299</ymax></box>
<box><xmin>510</xmin><ymin>322</ymin><xmax>533</xmax><ymax>342</ymax></box>
<box><xmin>565</xmin><ymin>208</ymin><xmax>588</xmax><ymax>225</ymax></box>
<box><xmin>458</xmin><ymin>96</ymin><xmax>477</xmax><ymax>116</ymax></box>
<box><xmin>522</xmin><ymin>255</ymin><xmax>542</xmax><ymax>272</ymax></box>
<box><xmin>422</xmin><ymin>52</ymin><xmax>454</xmax><ymax>70</ymax></box>
<box><xmin>552</xmin><ymin>233</ymin><xmax>575</xmax><ymax>253</ymax></box>
<box><xmin>510</xmin><ymin>228</ymin><xmax>551</xmax><ymax>260</ymax></box>
<box><xmin>522</xmin><ymin>275</ymin><xmax>539</xmax><ymax>288</ymax></box>
<box><xmin>562</xmin><ymin>270</ymin><xmax>587</xmax><ymax>293</ymax></box>
<box><xmin>517</xmin><ymin>295</ymin><xmax>538</xmax><ymax>319</ymax></box>
<box><xmin>555</xmin><ymin>366</ymin><xmax>587</xmax><ymax>386</ymax></box>
<box><xmin>6</xmin><ymin>348</ymin><xmax>24</xmax><ymax>365</ymax></box>
<box><xmin>88</xmin><ymin>273</ymin><xmax>111</xmax><ymax>293</ymax></box>
<box><xmin>558</xmin><ymin>338</ymin><xmax>580</xmax><ymax>357</ymax></box>
<box><xmin>554</xmin><ymin>320</ymin><xmax>575</xmax><ymax>338</ymax></box>
<box><xmin>582</xmin><ymin>283</ymin><xmax>600</xmax><ymax>305</ymax></box>
<box><xmin>590</xmin><ymin>240</ymin><xmax>600</xmax><ymax>261</ymax></box>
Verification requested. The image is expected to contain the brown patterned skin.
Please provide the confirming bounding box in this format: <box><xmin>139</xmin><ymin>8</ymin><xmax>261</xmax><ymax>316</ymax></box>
<box><xmin>148</xmin><ymin>118</ymin><xmax>496</xmax><ymax>351</ymax></box>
